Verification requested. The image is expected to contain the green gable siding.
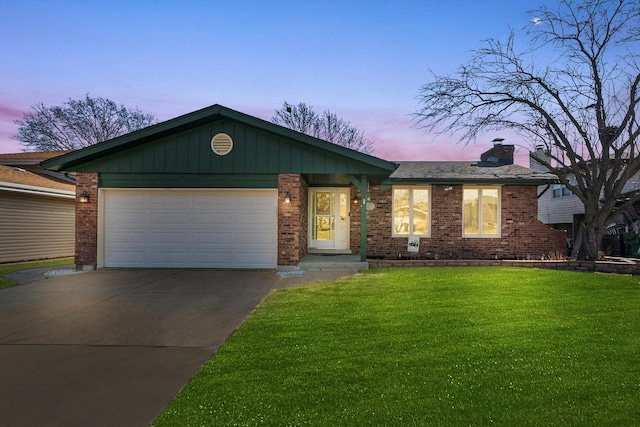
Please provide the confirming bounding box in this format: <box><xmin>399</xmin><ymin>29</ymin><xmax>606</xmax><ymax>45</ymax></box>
<box><xmin>41</xmin><ymin>105</ymin><xmax>398</xmax><ymax>190</ymax></box>
<box><xmin>74</xmin><ymin>119</ymin><xmax>391</xmax><ymax>177</ymax></box>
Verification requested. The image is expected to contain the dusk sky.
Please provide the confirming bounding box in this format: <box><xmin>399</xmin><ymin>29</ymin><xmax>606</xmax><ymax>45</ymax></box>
<box><xmin>1</xmin><ymin>0</ymin><xmax>540</xmax><ymax>164</ymax></box>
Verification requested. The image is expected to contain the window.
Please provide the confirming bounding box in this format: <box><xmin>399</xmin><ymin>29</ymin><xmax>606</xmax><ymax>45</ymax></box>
<box><xmin>552</xmin><ymin>184</ymin><xmax>573</xmax><ymax>198</ymax></box>
<box><xmin>463</xmin><ymin>187</ymin><xmax>500</xmax><ymax>237</ymax></box>
<box><xmin>393</xmin><ymin>187</ymin><xmax>430</xmax><ymax>237</ymax></box>
<box><xmin>553</xmin><ymin>177</ymin><xmax>576</xmax><ymax>198</ymax></box>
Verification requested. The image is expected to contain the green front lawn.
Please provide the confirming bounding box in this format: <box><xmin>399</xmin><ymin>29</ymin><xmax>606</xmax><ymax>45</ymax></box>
<box><xmin>153</xmin><ymin>267</ymin><xmax>640</xmax><ymax>426</ymax></box>
<box><xmin>0</xmin><ymin>258</ymin><xmax>74</xmax><ymax>289</ymax></box>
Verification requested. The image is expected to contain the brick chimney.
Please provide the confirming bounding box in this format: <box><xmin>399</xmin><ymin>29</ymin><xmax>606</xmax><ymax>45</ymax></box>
<box><xmin>480</xmin><ymin>139</ymin><xmax>514</xmax><ymax>165</ymax></box>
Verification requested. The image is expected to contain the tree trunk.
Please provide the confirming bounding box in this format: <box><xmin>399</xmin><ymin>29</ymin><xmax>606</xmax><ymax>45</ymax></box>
<box><xmin>576</xmin><ymin>216</ymin><xmax>605</xmax><ymax>261</ymax></box>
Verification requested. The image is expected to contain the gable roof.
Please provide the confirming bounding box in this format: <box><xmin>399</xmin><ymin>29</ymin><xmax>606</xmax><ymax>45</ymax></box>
<box><xmin>389</xmin><ymin>161</ymin><xmax>558</xmax><ymax>185</ymax></box>
<box><xmin>0</xmin><ymin>151</ymin><xmax>72</xmax><ymax>164</ymax></box>
<box><xmin>0</xmin><ymin>165</ymin><xmax>75</xmax><ymax>197</ymax></box>
<box><xmin>41</xmin><ymin>104</ymin><xmax>397</xmax><ymax>175</ymax></box>
<box><xmin>0</xmin><ymin>151</ymin><xmax>76</xmax><ymax>186</ymax></box>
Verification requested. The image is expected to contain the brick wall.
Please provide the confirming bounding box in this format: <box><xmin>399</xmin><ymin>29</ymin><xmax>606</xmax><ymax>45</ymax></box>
<box><xmin>500</xmin><ymin>186</ymin><xmax>567</xmax><ymax>258</ymax></box>
<box><xmin>299</xmin><ymin>179</ymin><xmax>309</xmax><ymax>260</ymax></box>
<box><xmin>278</xmin><ymin>174</ymin><xmax>308</xmax><ymax>266</ymax></box>
<box><xmin>74</xmin><ymin>172</ymin><xmax>563</xmax><ymax>267</ymax></box>
<box><xmin>357</xmin><ymin>184</ymin><xmax>566</xmax><ymax>260</ymax></box>
<box><xmin>75</xmin><ymin>173</ymin><xmax>99</xmax><ymax>269</ymax></box>
<box><xmin>481</xmin><ymin>143</ymin><xmax>515</xmax><ymax>165</ymax></box>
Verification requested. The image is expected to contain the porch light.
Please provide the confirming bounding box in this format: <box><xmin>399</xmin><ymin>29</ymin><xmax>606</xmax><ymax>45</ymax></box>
<box><xmin>79</xmin><ymin>191</ymin><xmax>90</xmax><ymax>203</ymax></box>
<box><xmin>284</xmin><ymin>192</ymin><xmax>291</xmax><ymax>203</ymax></box>
<box><xmin>352</xmin><ymin>195</ymin><xmax>359</xmax><ymax>205</ymax></box>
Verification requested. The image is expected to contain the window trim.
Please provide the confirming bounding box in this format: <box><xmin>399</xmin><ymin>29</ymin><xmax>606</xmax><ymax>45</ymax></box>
<box><xmin>462</xmin><ymin>186</ymin><xmax>501</xmax><ymax>238</ymax></box>
<box><xmin>552</xmin><ymin>184</ymin><xmax>573</xmax><ymax>198</ymax></box>
<box><xmin>392</xmin><ymin>186</ymin><xmax>431</xmax><ymax>238</ymax></box>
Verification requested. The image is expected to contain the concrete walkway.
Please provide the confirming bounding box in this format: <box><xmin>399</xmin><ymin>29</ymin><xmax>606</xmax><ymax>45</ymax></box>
<box><xmin>0</xmin><ymin>268</ymin><xmax>357</xmax><ymax>426</ymax></box>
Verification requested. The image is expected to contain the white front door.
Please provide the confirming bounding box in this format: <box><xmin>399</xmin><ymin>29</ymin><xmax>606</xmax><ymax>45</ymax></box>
<box><xmin>309</xmin><ymin>188</ymin><xmax>350</xmax><ymax>250</ymax></box>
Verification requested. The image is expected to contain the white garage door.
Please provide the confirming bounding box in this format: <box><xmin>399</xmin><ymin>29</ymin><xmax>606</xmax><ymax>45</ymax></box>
<box><xmin>103</xmin><ymin>189</ymin><xmax>277</xmax><ymax>268</ymax></box>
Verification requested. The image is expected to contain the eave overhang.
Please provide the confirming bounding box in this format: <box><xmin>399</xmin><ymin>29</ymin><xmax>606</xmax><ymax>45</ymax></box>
<box><xmin>40</xmin><ymin>104</ymin><xmax>398</xmax><ymax>175</ymax></box>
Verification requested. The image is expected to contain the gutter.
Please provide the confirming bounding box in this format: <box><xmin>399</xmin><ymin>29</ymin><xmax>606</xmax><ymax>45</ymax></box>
<box><xmin>0</xmin><ymin>181</ymin><xmax>75</xmax><ymax>199</ymax></box>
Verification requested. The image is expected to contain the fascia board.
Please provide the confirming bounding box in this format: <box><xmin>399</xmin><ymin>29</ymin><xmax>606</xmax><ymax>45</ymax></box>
<box><xmin>41</xmin><ymin>104</ymin><xmax>398</xmax><ymax>173</ymax></box>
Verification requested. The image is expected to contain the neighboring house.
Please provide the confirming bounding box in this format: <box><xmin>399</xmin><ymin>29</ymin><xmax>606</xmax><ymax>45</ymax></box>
<box><xmin>0</xmin><ymin>152</ymin><xmax>75</xmax><ymax>263</ymax></box>
<box><xmin>530</xmin><ymin>147</ymin><xmax>582</xmax><ymax>251</ymax></box>
<box><xmin>41</xmin><ymin>105</ymin><xmax>565</xmax><ymax>270</ymax></box>
<box><xmin>530</xmin><ymin>147</ymin><xmax>640</xmax><ymax>255</ymax></box>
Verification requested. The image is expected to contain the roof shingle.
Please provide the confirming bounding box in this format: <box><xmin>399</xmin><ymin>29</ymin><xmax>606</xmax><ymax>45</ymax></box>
<box><xmin>0</xmin><ymin>165</ymin><xmax>75</xmax><ymax>192</ymax></box>
<box><xmin>0</xmin><ymin>151</ymin><xmax>71</xmax><ymax>163</ymax></box>
<box><xmin>390</xmin><ymin>161</ymin><xmax>557</xmax><ymax>184</ymax></box>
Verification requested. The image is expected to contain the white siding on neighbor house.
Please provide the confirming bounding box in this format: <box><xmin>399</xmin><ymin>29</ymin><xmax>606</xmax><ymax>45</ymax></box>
<box><xmin>622</xmin><ymin>174</ymin><xmax>640</xmax><ymax>194</ymax></box>
<box><xmin>531</xmin><ymin>151</ymin><xmax>640</xmax><ymax>225</ymax></box>
<box><xmin>537</xmin><ymin>171</ymin><xmax>640</xmax><ymax>225</ymax></box>
<box><xmin>0</xmin><ymin>191</ymin><xmax>75</xmax><ymax>263</ymax></box>
<box><xmin>101</xmin><ymin>189</ymin><xmax>277</xmax><ymax>268</ymax></box>
<box><xmin>537</xmin><ymin>187</ymin><xmax>584</xmax><ymax>224</ymax></box>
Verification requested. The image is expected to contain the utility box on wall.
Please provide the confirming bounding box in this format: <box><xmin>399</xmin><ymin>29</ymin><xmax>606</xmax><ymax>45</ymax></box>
<box><xmin>623</xmin><ymin>233</ymin><xmax>640</xmax><ymax>257</ymax></box>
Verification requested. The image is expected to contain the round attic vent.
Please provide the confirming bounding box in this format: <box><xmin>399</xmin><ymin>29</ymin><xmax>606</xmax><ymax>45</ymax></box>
<box><xmin>211</xmin><ymin>133</ymin><xmax>233</xmax><ymax>156</ymax></box>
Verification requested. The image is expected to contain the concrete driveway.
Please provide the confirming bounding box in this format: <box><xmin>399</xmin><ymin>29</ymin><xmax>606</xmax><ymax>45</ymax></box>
<box><xmin>0</xmin><ymin>268</ymin><xmax>356</xmax><ymax>426</ymax></box>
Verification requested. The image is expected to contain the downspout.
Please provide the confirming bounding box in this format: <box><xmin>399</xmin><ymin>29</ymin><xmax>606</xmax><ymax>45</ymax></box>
<box><xmin>347</xmin><ymin>174</ymin><xmax>368</xmax><ymax>262</ymax></box>
<box><xmin>538</xmin><ymin>184</ymin><xmax>551</xmax><ymax>198</ymax></box>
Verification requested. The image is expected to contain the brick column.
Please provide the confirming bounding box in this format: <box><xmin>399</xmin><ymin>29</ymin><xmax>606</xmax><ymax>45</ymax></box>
<box><xmin>278</xmin><ymin>174</ymin><xmax>307</xmax><ymax>268</ymax></box>
<box><xmin>75</xmin><ymin>173</ymin><xmax>99</xmax><ymax>270</ymax></box>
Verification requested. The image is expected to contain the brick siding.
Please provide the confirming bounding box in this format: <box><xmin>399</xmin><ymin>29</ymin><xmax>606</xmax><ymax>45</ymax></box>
<box><xmin>73</xmin><ymin>173</ymin><xmax>563</xmax><ymax>268</ymax></box>
<box><xmin>75</xmin><ymin>173</ymin><xmax>99</xmax><ymax>269</ymax></box>
<box><xmin>278</xmin><ymin>174</ymin><xmax>308</xmax><ymax>266</ymax></box>
<box><xmin>354</xmin><ymin>184</ymin><xmax>566</xmax><ymax>260</ymax></box>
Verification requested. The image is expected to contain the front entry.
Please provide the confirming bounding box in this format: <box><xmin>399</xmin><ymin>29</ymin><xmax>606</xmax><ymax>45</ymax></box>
<box><xmin>309</xmin><ymin>188</ymin><xmax>350</xmax><ymax>250</ymax></box>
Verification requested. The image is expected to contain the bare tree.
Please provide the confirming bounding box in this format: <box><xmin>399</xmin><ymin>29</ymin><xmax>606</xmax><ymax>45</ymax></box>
<box><xmin>415</xmin><ymin>0</ymin><xmax>640</xmax><ymax>260</ymax></box>
<box><xmin>273</xmin><ymin>102</ymin><xmax>375</xmax><ymax>154</ymax></box>
<box><xmin>13</xmin><ymin>94</ymin><xmax>157</xmax><ymax>151</ymax></box>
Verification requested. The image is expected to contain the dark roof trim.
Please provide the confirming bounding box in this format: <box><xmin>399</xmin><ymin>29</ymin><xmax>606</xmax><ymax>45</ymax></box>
<box><xmin>41</xmin><ymin>104</ymin><xmax>397</xmax><ymax>172</ymax></box>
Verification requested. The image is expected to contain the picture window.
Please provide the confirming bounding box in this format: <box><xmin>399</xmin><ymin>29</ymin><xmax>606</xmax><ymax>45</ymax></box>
<box><xmin>463</xmin><ymin>187</ymin><xmax>500</xmax><ymax>237</ymax></box>
<box><xmin>392</xmin><ymin>186</ymin><xmax>430</xmax><ymax>237</ymax></box>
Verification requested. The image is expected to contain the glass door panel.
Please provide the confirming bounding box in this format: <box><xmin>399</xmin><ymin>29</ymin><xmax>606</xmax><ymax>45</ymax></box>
<box><xmin>312</xmin><ymin>191</ymin><xmax>335</xmax><ymax>243</ymax></box>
